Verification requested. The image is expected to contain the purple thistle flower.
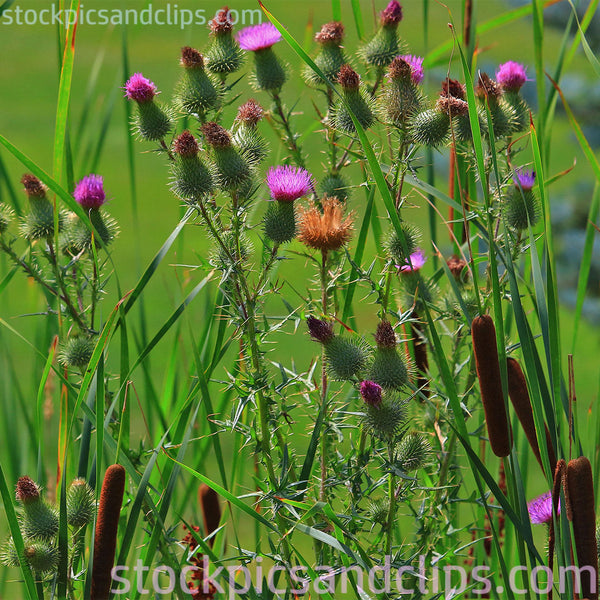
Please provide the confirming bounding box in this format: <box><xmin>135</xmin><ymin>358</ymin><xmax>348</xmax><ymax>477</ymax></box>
<box><xmin>496</xmin><ymin>61</ymin><xmax>528</xmax><ymax>92</ymax></box>
<box><xmin>381</xmin><ymin>0</ymin><xmax>403</xmax><ymax>26</ymax></box>
<box><xmin>360</xmin><ymin>380</ymin><xmax>383</xmax><ymax>408</ymax></box>
<box><xmin>74</xmin><ymin>174</ymin><xmax>106</xmax><ymax>210</ymax></box>
<box><xmin>307</xmin><ymin>316</ymin><xmax>335</xmax><ymax>344</ymax></box>
<box><xmin>528</xmin><ymin>491</ymin><xmax>558</xmax><ymax>525</ymax></box>
<box><xmin>398</xmin><ymin>54</ymin><xmax>424</xmax><ymax>85</ymax></box>
<box><xmin>236</xmin><ymin>22</ymin><xmax>282</xmax><ymax>52</ymax></box>
<box><xmin>124</xmin><ymin>73</ymin><xmax>158</xmax><ymax>103</ymax></box>
<box><xmin>267</xmin><ymin>165</ymin><xmax>313</xmax><ymax>202</ymax></box>
<box><xmin>398</xmin><ymin>248</ymin><xmax>427</xmax><ymax>273</ymax></box>
<box><xmin>513</xmin><ymin>168</ymin><xmax>536</xmax><ymax>191</ymax></box>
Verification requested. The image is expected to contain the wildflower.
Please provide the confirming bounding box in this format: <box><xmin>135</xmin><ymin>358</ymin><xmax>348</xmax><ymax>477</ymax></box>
<box><xmin>124</xmin><ymin>72</ymin><xmax>157</xmax><ymax>102</ymax></box>
<box><xmin>237</xmin><ymin>22</ymin><xmax>281</xmax><ymax>51</ymax></box>
<box><xmin>236</xmin><ymin>99</ymin><xmax>264</xmax><ymax>127</ymax></box>
<box><xmin>496</xmin><ymin>61</ymin><xmax>528</xmax><ymax>92</ymax></box>
<box><xmin>21</xmin><ymin>173</ymin><xmax>47</xmax><ymax>198</ymax></box>
<box><xmin>304</xmin><ymin>21</ymin><xmax>347</xmax><ymax>86</ymax></box>
<box><xmin>307</xmin><ymin>316</ymin><xmax>335</xmax><ymax>343</ymax></box>
<box><xmin>205</xmin><ymin>6</ymin><xmax>244</xmax><ymax>76</ymax></box>
<box><xmin>74</xmin><ymin>174</ymin><xmax>106</xmax><ymax>210</ymax></box>
<box><xmin>360</xmin><ymin>380</ymin><xmax>383</xmax><ymax>408</ymax></box>
<box><xmin>175</xmin><ymin>47</ymin><xmax>221</xmax><ymax>117</ymax></box>
<box><xmin>513</xmin><ymin>168</ymin><xmax>535</xmax><ymax>191</ymax></box>
<box><xmin>297</xmin><ymin>196</ymin><xmax>354</xmax><ymax>251</ymax></box>
<box><xmin>397</xmin><ymin>248</ymin><xmax>426</xmax><ymax>273</ymax></box>
<box><xmin>125</xmin><ymin>72</ymin><xmax>173</xmax><ymax>141</ymax></box>
<box><xmin>91</xmin><ymin>465</ymin><xmax>126</xmax><ymax>600</ymax></box>
<box><xmin>381</xmin><ymin>0</ymin><xmax>403</xmax><ymax>26</ymax></box>
<box><xmin>267</xmin><ymin>165</ymin><xmax>313</xmax><ymax>202</ymax></box>
<box><xmin>528</xmin><ymin>491</ymin><xmax>555</xmax><ymax>525</ymax></box>
<box><xmin>396</xmin><ymin>54</ymin><xmax>424</xmax><ymax>84</ymax></box>
<box><xmin>374</xmin><ymin>321</ymin><xmax>396</xmax><ymax>349</ymax></box>
<box><xmin>19</xmin><ymin>173</ymin><xmax>63</xmax><ymax>241</ymax></box>
<box><xmin>370</xmin><ymin>320</ymin><xmax>408</xmax><ymax>390</ymax></box>
<box><xmin>360</xmin><ymin>1</ymin><xmax>403</xmax><ymax>70</ymax></box>
<box><xmin>504</xmin><ymin>169</ymin><xmax>539</xmax><ymax>230</ymax></box>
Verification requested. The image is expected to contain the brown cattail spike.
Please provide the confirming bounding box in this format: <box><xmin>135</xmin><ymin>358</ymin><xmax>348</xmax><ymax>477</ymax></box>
<box><xmin>198</xmin><ymin>484</ymin><xmax>221</xmax><ymax>547</ymax></box>
<box><xmin>471</xmin><ymin>315</ymin><xmax>511</xmax><ymax>457</ymax></box>
<box><xmin>91</xmin><ymin>464</ymin><xmax>126</xmax><ymax>600</ymax></box>
<box><xmin>506</xmin><ymin>358</ymin><xmax>557</xmax><ymax>474</ymax></box>
<box><xmin>566</xmin><ymin>457</ymin><xmax>598</xmax><ymax>600</ymax></box>
<box><xmin>411</xmin><ymin>320</ymin><xmax>429</xmax><ymax>399</ymax></box>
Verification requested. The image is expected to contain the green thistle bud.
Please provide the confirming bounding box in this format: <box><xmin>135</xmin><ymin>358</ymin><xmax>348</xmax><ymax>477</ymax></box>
<box><xmin>0</xmin><ymin>203</ymin><xmax>14</xmax><ymax>234</ymax></box>
<box><xmin>252</xmin><ymin>47</ymin><xmax>286</xmax><ymax>92</ymax></box>
<box><xmin>401</xmin><ymin>271</ymin><xmax>435</xmax><ymax>308</ymax></box>
<box><xmin>263</xmin><ymin>201</ymin><xmax>296</xmax><ymax>244</ymax></box>
<box><xmin>20</xmin><ymin>174</ymin><xmax>64</xmax><ymax>241</ymax></box>
<box><xmin>475</xmin><ymin>74</ymin><xmax>513</xmax><ymax>139</ymax></box>
<box><xmin>0</xmin><ymin>538</ymin><xmax>19</xmax><ymax>568</ymax></box>
<box><xmin>381</xmin><ymin>57</ymin><xmax>423</xmax><ymax>127</ymax></box>
<box><xmin>201</xmin><ymin>122</ymin><xmax>252</xmax><ymax>191</ymax></box>
<box><xmin>68</xmin><ymin>210</ymin><xmax>118</xmax><ymax>252</ymax></box>
<box><xmin>205</xmin><ymin>8</ymin><xmax>244</xmax><ymax>76</ymax></box>
<box><xmin>397</xmin><ymin>432</ymin><xmax>430</xmax><ymax>472</ymax></box>
<box><xmin>232</xmin><ymin>100</ymin><xmax>268</xmax><ymax>164</ymax></box>
<box><xmin>133</xmin><ymin>100</ymin><xmax>174</xmax><ymax>142</ymax></box>
<box><xmin>360</xmin><ymin>1</ymin><xmax>403</xmax><ymax>69</ymax></box>
<box><xmin>24</xmin><ymin>542</ymin><xmax>59</xmax><ymax>573</ymax></box>
<box><xmin>503</xmin><ymin>170</ymin><xmax>539</xmax><ymax>230</ymax></box>
<box><xmin>452</xmin><ymin>108</ymin><xmax>488</xmax><ymax>143</ymax></box>
<box><xmin>370</xmin><ymin>347</ymin><xmax>408</xmax><ymax>390</ymax></box>
<box><xmin>411</xmin><ymin>109</ymin><xmax>450</xmax><ymax>147</ymax></box>
<box><xmin>503</xmin><ymin>91</ymin><xmax>529</xmax><ymax>134</ymax></box>
<box><xmin>320</xmin><ymin>174</ymin><xmax>350</xmax><ymax>202</ymax></box>
<box><xmin>362</xmin><ymin>393</ymin><xmax>407</xmax><ymax>441</ymax></box>
<box><xmin>386</xmin><ymin>223</ymin><xmax>420</xmax><ymax>264</ymax></box>
<box><xmin>67</xmin><ymin>479</ymin><xmax>95</xmax><ymax>529</ymax></box>
<box><xmin>332</xmin><ymin>65</ymin><xmax>375</xmax><ymax>134</ymax></box>
<box><xmin>16</xmin><ymin>476</ymin><xmax>59</xmax><ymax>541</ymax></box>
<box><xmin>304</xmin><ymin>22</ymin><xmax>347</xmax><ymax>86</ymax></box>
<box><xmin>175</xmin><ymin>47</ymin><xmax>221</xmax><ymax>117</ymax></box>
<box><xmin>58</xmin><ymin>335</ymin><xmax>96</xmax><ymax>370</ymax></box>
<box><xmin>324</xmin><ymin>335</ymin><xmax>371</xmax><ymax>381</ymax></box>
<box><xmin>367</xmin><ymin>498</ymin><xmax>390</xmax><ymax>527</ymax></box>
<box><xmin>170</xmin><ymin>131</ymin><xmax>213</xmax><ymax>202</ymax></box>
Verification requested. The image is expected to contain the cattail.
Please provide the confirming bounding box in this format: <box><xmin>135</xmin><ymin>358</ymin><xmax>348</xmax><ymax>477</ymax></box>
<box><xmin>506</xmin><ymin>358</ymin><xmax>556</xmax><ymax>473</ymax></box>
<box><xmin>566</xmin><ymin>457</ymin><xmax>598</xmax><ymax>600</ymax></box>
<box><xmin>411</xmin><ymin>320</ymin><xmax>429</xmax><ymax>398</ymax></box>
<box><xmin>91</xmin><ymin>464</ymin><xmax>126</xmax><ymax>600</ymax></box>
<box><xmin>198</xmin><ymin>484</ymin><xmax>221</xmax><ymax>547</ymax></box>
<box><xmin>471</xmin><ymin>315</ymin><xmax>511</xmax><ymax>457</ymax></box>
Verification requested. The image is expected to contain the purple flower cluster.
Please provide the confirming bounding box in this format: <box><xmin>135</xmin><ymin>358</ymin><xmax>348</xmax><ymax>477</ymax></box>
<box><xmin>124</xmin><ymin>73</ymin><xmax>158</xmax><ymax>103</ymax></box>
<box><xmin>236</xmin><ymin>22</ymin><xmax>282</xmax><ymax>52</ymax></box>
<box><xmin>528</xmin><ymin>491</ymin><xmax>558</xmax><ymax>525</ymax></box>
<box><xmin>496</xmin><ymin>61</ymin><xmax>528</xmax><ymax>92</ymax></box>
<box><xmin>513</xmin><ymin>168</ymin><xmax>536</xmax><ymax>191</ymax></box>
<box><xmin>74</xmin><ymin>174</ymin><xmax>106</xmax><ymax>210</ymax></box>
<box><xmin>267</xmin><ymin>166</ymin><xmax>313</xmax><ymax>202</ymax></box>
<box><xmin>398</xmin><ymin>249</ymin><xmax>426</xmax><ymax>273</ymax></box>
<box><xmin>398</xmin><ymin>54</ymin><xmax>424</xmax><ymax>85</ymax></box>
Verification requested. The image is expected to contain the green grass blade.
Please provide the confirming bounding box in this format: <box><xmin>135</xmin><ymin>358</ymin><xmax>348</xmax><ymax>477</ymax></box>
<box><xmin>350</xmin><ymin>0</ymin><xmax>364</xmax><ymax>39</ymax></box>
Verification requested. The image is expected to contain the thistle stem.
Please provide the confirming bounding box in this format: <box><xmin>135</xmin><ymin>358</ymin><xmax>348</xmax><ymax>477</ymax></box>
<box><xmin>319</xmin><ymin>249</ymin><xmax>329</xmax><ymax>504</ymax></box>
<box><xmin>385</xmin><ymin>441</ymin><xmax>397</xmax><ymax>556</ymax></box>
<box><xmin>271</xmin><ymin>93</ymin><xmax>306</xmax><ymax>169</ymax></box>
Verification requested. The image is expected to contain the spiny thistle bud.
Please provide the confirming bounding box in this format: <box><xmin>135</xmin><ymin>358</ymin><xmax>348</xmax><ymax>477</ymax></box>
<box><xmin>20</xmin><ymin>174</ymin><xmax>63</xmax><ymax>241</ymax></box>
<box><xmin>237</xmin><ymin>23</ymin><xmax>286</xmax><ymax>92</ymax></box>
<box><xmin>236</xmin><ymin>98</ymin><xmax>264</xmax><ymax>127</ymax></box>
<box><xmin>16</xmin><ymin>476</ymin><xmax>59</xmax><ymax>540</ymax></box>
<box><xmin>362</xmin><ymin>393</ymin><xmax>407</xmax><ymax>441</ymax></box>
<box><xmin>205</xmin><ymin>7</ymin><xmax>244</xmax><ymax>76</ymax></box>
<box><xmin>201</xmin><ymin>122</ymin><xmax>251</xmax><ymax>191</ymax></box>
<box><xmin>58</xmin><ymin>335</ymin><xmax>96</xmax><ymax>370</ymax></box>
<box><xmin>382</xmin><ymin>56</ymin><xmax>423</xmax><ymax>126</ymax></box>
<box><xmin>503</xmin><ymin>169</ymin><xmax>540</xmax><ymax>230</ymax></box>
<box><xmin>125</xmin><ymin>73</ymin><xmax>173</xmax><ymax>142</ymax></box>
<box><xmin>471</xmin><ymin>315</ymin><xmax>511</xmax><ymax>457</ymax></box>
<box><xmin>304</xmin><ymin>21</ymin><xmax>347</xmax><ymax>86</ymax></box>
<box><xmin>298</xmin><ymin>196</ymin><xmax>354</xmax><ymax>252</ymax></box>
<box><xmin>198</xmin><ymin>484</ymin><xmax>221</xmax><ymax>547</ymax></box>
<box><xmin>496</xmin><ymin>62</ymin><xmax>530</xmax><ymax>134</ymax></box>
<box><xmin>175</xmin><ymin>47</ymin><xmax>221</xmax><ymax>118</ymax></box>
<box><xmin>0</xmin><ymin>203</ymin><xmax>14</xmax><ymax>234</ymax></box>
<box><xmin>307</xmin><ymin>316</ymin><xmax>335</xmax><ymax>344</ymax></box>
<box><xmin>0</xmin><ymin>538</ymin><xmax>19</xmax><ymax>568</ymax></box>
<box><xmin>360</xmin><ymin>1</ymin><xmax>403</xmax><ymax>69</ymax></box>
<box><xmin>332</xmin><ymin>65</ymin><xmax>376</xmax><ymax>134</ymax></box>
<box><xmin>263</xmin><ymin>200</ymin><xmax>296</xmax><ymax>244</ymax></box>
<box><xmin>367</xmin><ymin>498</ymin><xmax>390</xmax><ymax>526</ymax></box>
<box><xmin>369</xmin><ymin>346</ymin><xmax>408</xmax><ymax>390</ymax></box>
<box><xmin>325</xmin><ymin>335</ymin><xmax>371</xmax><ymax>381</ymax></box>
<box><xmin>320</xmin><ymin>174</ymin><xmax>350</xmax><ymax>202</ymax></box>
<box><xmin>386</xmin><ymin>222</ymin><xmax>420</xmax><ymax>264</ymax></box>
<box><xmin>475</xmin><ymin>72</ymin><xmax>514</xmax><ymax>138</ymax></box>
<box><xmin>170</xmin><ymin>131</ymin><xmax>214</xmax><ymax>203</ymax></box>
<box><xmin>411</xmin><ymin>108</ymin><xmax>450</xmax><ymax>147</ymax></box>
<box><xmin>233</xmin><ymin>101</ymin><xmax>268</xmax><ymax>163</ymax></box>
<box><xmin>566</xmin><ymin>457</ymin><xmax>598</xmax><ymax>600</ymax></box>
<box><xmin>66</xmin><ymin>479</ymin><xmax>95</xmax><ymax>529</ymax></box>
<box><xmin>23</xmin><ymin>542</ymin><xmax>60</xmax><ymax>573</ymax></box>
<box><xmin>374</xmin><ymin>321</ymin><xmax>396</xmax><ymax>349</ymax></box>
<box><xmin>91</xmin><ymin>464</ymin><xmax>126</xmax><ymax>600</ymax></box>
<box><xmin>397</xmin><ymin>431</ymin><xmax>430</xmax><ymax>471</ymax></box>
<box><xmin>399</xmin><ymin>250</ymin><xmax>435</xmax><ymax>310</ymax></box>
<box><xmin>360</xmin><ymin>380</ymin><xmax>383</xmax><ymax>408</ymax></box>
<box><xmin>507</xmin><ymin>358</ymin><xmax>557</xmax><ymax>474</ymax></box>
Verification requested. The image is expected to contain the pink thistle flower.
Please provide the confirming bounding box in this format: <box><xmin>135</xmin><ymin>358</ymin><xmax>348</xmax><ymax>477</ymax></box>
<box><xmin>528</xmin><ymin>491</ymin><xmax>558</xmax><ymax>525</ymax></box>
<box><xmin>236</xmin><ymin>22</ymin><xmax>282</xmax><ymax>52</ymax></box>
<box><xmin>124</xmin><ymin>73</ymin><xmax>158</xmax><ymax>103</ymax></box>
<box><xmin>360</xmin><ymin>380</ymin><xmax>383</xmax><ymax>408</ymax></box>
<box><xmin>267</xmin><ymin>165</ymin><xmax>313</xmax><ymax>202</ymax></box>
<box><xmin>398</xmin><ymin>54</ymin><xmax>424</xmax><ymax>85</ymax></box>
<box><xmin>513</xmin><ymin>168</ymin><xmax>536</xmax><ymax>191</ymax></box>
<box><xmin>74</xmin><ymin>174</ymin><xmax>107</xmax><ymax>210</ymax></box>
<box><xmin>398</xmin><ymin>248</ymin><xmax>427</xmax><ymax>273</ymax></box>
<box><xmin>496</xmin><ymin>61</ymin><xmax>528</xmax><ymax>92</ymax></box>
<box><xmin>381</xmin><ymin>0</ymin><xmax>403</xmax><ymax>27</ymax></box>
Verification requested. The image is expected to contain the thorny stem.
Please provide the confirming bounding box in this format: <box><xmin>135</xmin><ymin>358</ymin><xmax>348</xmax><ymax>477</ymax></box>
<box><xmin>160</xmin><ymin>139</ymin><xmax>175</xmax><ymax>161</ymax></box>
<box><xmin>385</xmin><ymin>441</ymin><xmax>397</xmax><ymax>556</ymax></box>
<box><xmin>271</xmin><ymin>93</ymin><xmax>306</xmax><ymax>169</ymax></box>
<box><xmin>319</xmin><ymin>249</ymin><xmax>329</xmax><ymax>504</ymax></box>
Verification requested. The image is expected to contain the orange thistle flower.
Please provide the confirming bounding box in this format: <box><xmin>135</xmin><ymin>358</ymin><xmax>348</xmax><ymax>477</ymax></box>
<box><xmin>297</xmin><ymin>196</ymin><xmax>354</xmax><ymax>251</ymax></box>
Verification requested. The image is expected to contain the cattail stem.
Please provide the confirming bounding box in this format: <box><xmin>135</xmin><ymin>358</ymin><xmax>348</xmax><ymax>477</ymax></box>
<box><xmin>566</xmin><ymin>457</ymin><xmax>598</xmax><ymax>600</ymax></box>
<box><xmin>91</xmin><ymin>464</ymin><xmax>126</xmax><ymax>600</ymax></box>
<box><xmin>198</xmin><ymin>484</ymin><xmax>221</xmax><ymax>548</ymax></box>
<box><xmin>471</xmin><ymin>315</ymin><xmax>511</xmax><ymax>457</ymax></box>
<box><xmin>506</xmin><ymin>358</ymin><xmax>557</xmax><ymax>474</ymax></box>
